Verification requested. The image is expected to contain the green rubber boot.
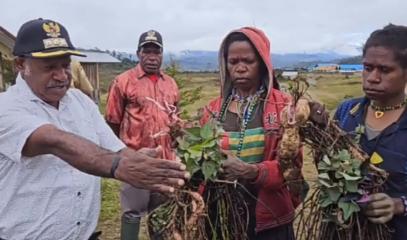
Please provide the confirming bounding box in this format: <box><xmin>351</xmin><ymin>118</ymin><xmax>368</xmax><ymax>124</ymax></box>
<box><xmin>120</xmin><ymin>213</ymin><xmax>140</xmax><ymax>240</ymax></box>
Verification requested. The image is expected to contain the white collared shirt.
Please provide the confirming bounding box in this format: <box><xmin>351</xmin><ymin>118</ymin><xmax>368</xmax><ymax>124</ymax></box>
<box><xmin>0</xmin><ymin>75</ymin><xmax>125</xmax><ymax>240</ymax></box>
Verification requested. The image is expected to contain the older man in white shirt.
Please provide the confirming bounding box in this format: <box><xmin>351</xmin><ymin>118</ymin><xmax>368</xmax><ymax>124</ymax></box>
<box><xmin>0</xmin><ymin>18</ymin><xmax>189</xmax><ymax>240</ymax></box>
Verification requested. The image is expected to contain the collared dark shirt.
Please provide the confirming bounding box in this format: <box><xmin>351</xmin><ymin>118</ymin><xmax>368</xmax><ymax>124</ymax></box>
<box><xmin>335</xmin><ymin>97</ymin><xmax>407</xmax><ymax>240</ymax></box>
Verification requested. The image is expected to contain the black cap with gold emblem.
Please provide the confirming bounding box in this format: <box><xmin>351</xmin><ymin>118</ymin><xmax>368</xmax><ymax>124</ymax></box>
<box><xmin>13</xmin><ymin>18</ymin><xmax>85</xmax><ymax>58</ymax></box>
<box><xmin>138</xmin><ymin>30</ymin><xmax>163</xmax><ymax>50</ymax></box>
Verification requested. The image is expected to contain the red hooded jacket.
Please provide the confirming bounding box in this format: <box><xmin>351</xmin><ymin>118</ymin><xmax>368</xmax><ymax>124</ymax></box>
<box><xmin>200</xmin><ymin>27</ymin><xmax>303</xmax><ymax>232</ymax></box>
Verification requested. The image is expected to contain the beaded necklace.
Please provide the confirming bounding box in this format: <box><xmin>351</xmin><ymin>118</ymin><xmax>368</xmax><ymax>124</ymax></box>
<box><xmin>219</xmin><ymin>87</ymin><xmax>265</xmax><ymax>157</ymax></box>
<box><xmin>370</xmin><ymin>98</ymin><xmax>407</xmax><ymax>119</ymax></box>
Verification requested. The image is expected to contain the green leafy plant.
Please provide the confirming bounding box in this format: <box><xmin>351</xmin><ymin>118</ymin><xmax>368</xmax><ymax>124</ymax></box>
<box><xmin>318</xmin><ymin>150</ymin><xmax>363</xmax><ymax>222</ymax></box>
<box><xmin>148</xmin><ymin>118</ymin><xmax>252</xmax><ymax>239</ymax></box>
<box><xmin>176</xmin><ymin>120</ymin><xmax>225</xmax><ymax>181</ymax></box>
<box><xmin>286</xmin><ymin>77</ymin><xmax>391</xmax><ymax>240</ymax></box>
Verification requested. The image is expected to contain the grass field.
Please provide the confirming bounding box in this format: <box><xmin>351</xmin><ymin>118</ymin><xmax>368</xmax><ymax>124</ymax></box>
<box><xmin>96</xmin><ymin>69</ymin><xmax>364</xmax><ymax>239</ymax></box>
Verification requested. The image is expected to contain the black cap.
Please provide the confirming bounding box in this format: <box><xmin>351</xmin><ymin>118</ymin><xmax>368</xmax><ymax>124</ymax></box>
<box><xmin>138</xmin><ymin>30</ymin><xmax>163</xmax><ymax>49</ymax></box>
<box><xmin>13</xmin><ymin>18</ymin><xmax>85</xmax><ymax>58</ymax></box>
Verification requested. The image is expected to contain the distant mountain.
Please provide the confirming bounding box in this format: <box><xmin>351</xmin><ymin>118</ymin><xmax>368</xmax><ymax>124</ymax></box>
<box><xmin>272</xmin><ymin>52</ymin><xmax>350</xmax><ymax>68</ymax></box>
<box><xmin>338</xmin><ymin>55</ymin><xmax>362</xmax><ymax>64</ymax></box>
<box><xmin>106</xmin><ymin>49</ymin><xmax>355</xmax><ymax>71</ymax></box>
<box><xmin>165</xmin><ymin>51</ymin><xmax>352</xmax><ymax>71</ymax></box>
<box><xmin>165</xmin><ymin>50</ymin><xmax>218</xmax><ymax>72</ymax></box>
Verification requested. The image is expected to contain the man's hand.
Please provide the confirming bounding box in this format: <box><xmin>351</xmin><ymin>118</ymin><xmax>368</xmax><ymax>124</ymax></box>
<box><xmin>115</xmin><ymin>147</ymin><xmax>190</xmax><ymax>193</ymax></box>
<box><xmin>308</xmin><ymin>101</ymin><xmax>329</xmax><ymax>128</ymax></box>
<box><xmin>364</xmin><ymin>193</ymin><xmax>396</xmax><ymax>224</ymax></box>
<box><xmin>137</xmin><ymin>147</ymin><xmax>163</xmax><ymax>157</ymax></box>
<box><xmin>219</xmin><ymin>150</ymin><xmax>258</xmax><ymax>181</ymax></box>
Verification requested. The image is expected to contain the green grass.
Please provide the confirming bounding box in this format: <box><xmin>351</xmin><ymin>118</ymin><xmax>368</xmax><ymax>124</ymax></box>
<box><xmin>307</xmin><ymin>73</ymin><xmax>363</xmax><ymax>111</ymax></box>
<box><xmin>99</xmin><ymin>179</ymin><xmax>121</xmax><ymax>222</ymax></box>
<box><xmin>97</xmin><ymin>71</ymin><xmax>365</xmax><ymax>239</ymax></box>
<box><xmin>180</xmin><ymin>72</ymin><xmax>219</xmax><ymax>114</ymax></box>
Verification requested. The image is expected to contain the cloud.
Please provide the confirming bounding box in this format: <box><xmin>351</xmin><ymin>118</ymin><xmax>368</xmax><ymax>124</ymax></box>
<box><xmin>1</xmin><ymin>0</ymin><xmax>406</xmax><ymax>55</ymax></box>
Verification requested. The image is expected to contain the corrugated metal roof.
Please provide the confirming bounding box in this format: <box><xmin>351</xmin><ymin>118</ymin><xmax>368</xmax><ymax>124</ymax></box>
<box><xmin>72</xmin><ymin>50</ymin><xmax>120</xmax><ymax>63</ymax></box>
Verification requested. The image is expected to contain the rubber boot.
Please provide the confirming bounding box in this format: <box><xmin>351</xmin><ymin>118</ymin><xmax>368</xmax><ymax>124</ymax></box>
<box><xmin>120</xmin><ymin>213</ymin><xmax>141</xmax><ymax>240</ymax></box>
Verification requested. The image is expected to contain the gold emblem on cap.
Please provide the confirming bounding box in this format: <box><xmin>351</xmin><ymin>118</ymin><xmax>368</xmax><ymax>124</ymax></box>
<box><xmin>42</xmin><ymin>22</ymin><xmax>61</xmax><ymax>38</ymax></box>
<box><xmin>145</xmin><ymin>30</ymin><xmax>158</xmax><ymax>41</ymax></box>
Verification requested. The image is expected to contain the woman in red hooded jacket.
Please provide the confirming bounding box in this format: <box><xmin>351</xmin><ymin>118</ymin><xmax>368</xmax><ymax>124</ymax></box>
<box><xmin>200</xmin><ymin>27</ymin><xmax>302</xmax><ymax>239</ymax></box>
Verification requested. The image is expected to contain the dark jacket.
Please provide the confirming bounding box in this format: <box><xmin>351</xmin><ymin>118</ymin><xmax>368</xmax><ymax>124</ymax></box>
<box><xmin>335</xmin><ymin>97</ymin><xmax>407</xmax><ymax>240</ymax></box>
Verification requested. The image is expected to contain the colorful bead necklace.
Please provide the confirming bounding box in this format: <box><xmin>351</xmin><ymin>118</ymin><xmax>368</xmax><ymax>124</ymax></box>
<box><xmin>370</xmin><ymin>98</ymin><xmax>407</xmax><ymax>119</ymax></box>
<box><xmin>219</xmin><ymin>87</ymin><xmax>265</xmax><ymax>157</ymax></box>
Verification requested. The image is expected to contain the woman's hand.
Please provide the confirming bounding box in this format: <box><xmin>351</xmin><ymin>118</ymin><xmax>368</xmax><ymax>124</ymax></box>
<box><xmin>308</xmin><ymin>101</ymin><xmax>329</xmax><ymax>128</ymax></box>
<box><xmin>364</xmin><ymin>193</ymin><xmax>399</xmax><ymax>223</ymax></box>
<box><xmin>219</xmin><ymin>150</ymin><xmax>259</xmax><ymax>181</ymax></box>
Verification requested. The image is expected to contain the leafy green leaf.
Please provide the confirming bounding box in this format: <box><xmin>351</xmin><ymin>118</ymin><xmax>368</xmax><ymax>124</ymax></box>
<box><xmin>213</xmin><ymin>151</ymin><xmax>225</xmax><ymax>161</ymax></box>
<box><xmin>319</xmin><ymin>193</ymin><xmax>334</xmax><ymax>207</ymax></box>
<box><xmin>322</xmin><ymin>155</ymin><xmax>331</xmax><ymax>165</ymax></box>
<box><xmin>337</xmin><ymin>150</ymin><xmax>351</xmax><ymax>161</ymax></box>
<box><xmin>317</xmin><ymin>148</ymin><xmax>364</xmax><ymax>223</ymax></box>
<box><xmin>351</xmin><ymin>160</ymin><xmax>362</xmax><ymax>170</ymax></box>
<box><xmin>189</xmin><ymin>143</ymin><xmax>204</xmax><ymax>152</ymax></box>
<box><xmin>201</xmin><ymin>139</ymin><xmax>216</xmax><ymax>148</ymax></box>
<box><xmin>185</xmin><ymin>156</ymin><xmax>200</xmax><ymax>175</ymax></box>
<box><xmin>335</xmin><ymin>171</ymin><xmax>344</xmax><ymax>179</ymax></box>
<box><xmin>177</xmin><ymin>137</ymin><xmax>190</xmax><ymax>150</ymax></box>
<box><xmin>175</xmin><ymin>120</ymin><xmax>225</xmax><ymax>182</ymax></box>
<box><xmin>202</xmin><ymin>160</ymin><xmax>218</xmax><ymax>181</ymax></box>
<box><xmin>339</xmin><ymin>172</ymin><xmax>361</xmax><ymax>181</ymax></box>
<box><xmin>340</xmin><ymin>161</ymin><xmax>353</xmax><ymax>172</ymax></box>
<box><xmin>326</xmin><ymin>187</ymin><xmax>342</xmax><ymax>202</ymax></box>
<box><xmin>338</xmin><ymin>201</ymin><xmax>360</xmax><ymax>221</ymax></box>
<box><xmin>200</xmin><ymin>123</ymin><xmax>214</xmax><ymax>139</ymax></box>
<box><xmin>353</xmin><ymin>169</ymin><xmax>361</xmax><ymax>176</ymax></box>
<box><xmin>319</xmin><ymin>179</ymin><xmax>334</xmax><ymax>188</ymax></box>
<box><xmin>185</xmin><ymin>133</ymin><xmax>202</xmax><ymax>143</ymax></box>
<box><xmin>318</xmin><ymin>173</ymin><xmax>330</xmax><ymax>180</ymax></box>
<box><xmin>183</xmin><ymin>152</ymin><xmax>190</xmax><ymax>161</ymax></box>
<box><xmin>318</xmin><ymin>161</ymin><xmax>332</xmax><ymax>171</ymax></box>
<box><xmin>345</xmin><ymin>180</ymin><xmax>359</xmax><ymax>193</ymax></box>
<box><xmin>187</xmin><ymin>148</ymin><xmax>202</xmax><ymax>159</ymax></box>
<box><xmin>185</xmin><ymin>127</ymin><xmax>201</xmax><ymax>137</ymax></box>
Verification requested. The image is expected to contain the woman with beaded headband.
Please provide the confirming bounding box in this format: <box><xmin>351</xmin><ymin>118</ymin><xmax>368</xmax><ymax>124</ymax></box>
<box><xmin>335</xmin><ymin>24</ymin><xmax>407</xmax><ymax>240</ymax></box>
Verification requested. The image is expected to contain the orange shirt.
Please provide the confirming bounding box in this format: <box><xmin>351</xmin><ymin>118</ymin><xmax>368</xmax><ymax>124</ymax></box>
<box><xmin>105</xmin><ymin>64</ymin><xmax>180</xmax><ymax>159</ymax></box>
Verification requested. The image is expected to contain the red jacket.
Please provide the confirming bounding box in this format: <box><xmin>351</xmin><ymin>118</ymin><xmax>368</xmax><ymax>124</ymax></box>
<box><xmin>201</xmin><ymin>27</ymin><xmax>303</xmax><ymax>232</ymax></box>
<box><xmin>201</xmin><ymin>89</ymin><xmax>303</xmax><ymax>232</ymax></box>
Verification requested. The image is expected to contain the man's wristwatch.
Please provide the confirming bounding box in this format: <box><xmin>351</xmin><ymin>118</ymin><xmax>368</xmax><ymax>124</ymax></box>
<box><xmin>400</xmin><ymin>196</ymin><xmax>407</xmax><ymax>216</ymax></box>
<box><xmin>110</xmin><ymin>155</ymin><xmax>122</xmax><ymax>178</ymax></box>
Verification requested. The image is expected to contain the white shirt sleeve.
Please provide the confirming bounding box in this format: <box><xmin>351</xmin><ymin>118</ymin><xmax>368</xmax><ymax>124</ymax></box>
<box><xmin>92</xmin><ymin>104</ymin><xmax>126</xmax><ymax>152</ymax></box>
<box><xmin>0</xmin><ymin>106</ymin><xmax>51</xmax><ymax>163</ymax></box>
<box><xmin>76</xmin><ymin>91</ymin><xmax>126</xmax><ymax>152</ymax></box>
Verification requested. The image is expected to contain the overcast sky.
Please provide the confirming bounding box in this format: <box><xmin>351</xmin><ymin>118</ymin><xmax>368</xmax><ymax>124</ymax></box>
<box><xmin>1</xmin><ymin>0</ymin><xmax>406</xmax><ymax>55</ymax></box>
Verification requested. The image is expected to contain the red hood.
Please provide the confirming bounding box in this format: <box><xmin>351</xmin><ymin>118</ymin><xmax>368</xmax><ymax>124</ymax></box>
<box><xmin>218</xmin><ymin>27</ymin><xmax>275</xmax><ymax>101</ymax></box>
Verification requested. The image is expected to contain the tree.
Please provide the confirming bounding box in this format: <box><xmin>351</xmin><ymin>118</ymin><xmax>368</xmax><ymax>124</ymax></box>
<box><xmin>2</xmin><ymin>58</ymin><xmax>16</xmax><ymax>89</ymax></box>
